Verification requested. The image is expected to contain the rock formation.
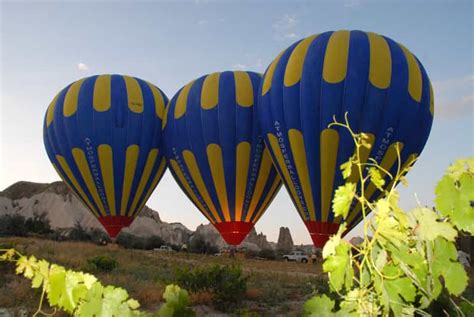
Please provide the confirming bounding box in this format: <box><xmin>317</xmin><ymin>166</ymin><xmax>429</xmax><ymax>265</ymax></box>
<box><xmin>0</xmin><ymin>181</ymin><xmax>287</xmax><ymax>251</ymax></box>
<box><xmin>276</xmin><ymin>227</ymin><xmax>294</xmax><ymax>252</ymax></box>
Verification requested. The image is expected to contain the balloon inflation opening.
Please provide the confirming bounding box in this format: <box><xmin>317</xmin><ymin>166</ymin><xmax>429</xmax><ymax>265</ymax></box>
<box><xmin>98</xmin><ymin>216</ymin><xmax>134</xmax><ymax>238</ymax></box>
<box><xmin>304</xmin><ymin>221</ymin><xmax>340</xmax><ymax>248</ymax></box>
<box><xmin>214</xmin><ymin>222</ymin><xmax>254</xmax><ymax>246</ymax></box>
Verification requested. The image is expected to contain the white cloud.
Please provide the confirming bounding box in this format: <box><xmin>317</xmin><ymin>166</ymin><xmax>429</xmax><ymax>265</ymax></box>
<box><xmin>232</xmin><ymin>58</ymin><xmax>265</xmax><ymax>72</ymax></box>
<box><xmin>272</xmin><ymin>14</ymin><xmax>299</xmax><ymax>41</ymax></box>
<box><xmin>77</xmin><ymin>63</ymin><xmax>89</xmax><ymax>71</ymax></box>
<box><xmin>432</xmin><ymin>74</ymin><xmax>474</xmax><ymax>119</ymax></box>
<box><xmin>197</xmin><ymin>19</ymin><xmax>208</xmax><ymax>25</ymax></box>
<box><xmin>233</xmin><ymin>63</ymin><xmax>248</xmax><ymax>70</ymax></box>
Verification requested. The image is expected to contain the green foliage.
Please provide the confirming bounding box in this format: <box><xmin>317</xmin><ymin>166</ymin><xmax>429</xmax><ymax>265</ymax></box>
<box><xmin>304</xmin><ymin>114</ymin><xmax>473</xmax><ymax>317</ymax></box>
<box><xmin>188</xmin><ymin>236</ymin><xmax>219</xmax><ymax>254</ymax></box>
<box><xmin>87</xmin><ymin>255</ymin><xmax>118</xmax><ymax>272</ymax></box>
<box><xmin>0</xmin><ymin>249</ymin><xmax>144</xmax><ymax>316</ymax></box>
<box><xmin>157</xmin><ymin>284</ymin><xmax>195</xmax><ymax>317</ymax></box>
<box><xmin>175</xmin><ymin>264</ymin><xmax>248</xmax><ymax>312</ymax></box>
<box><xmin>116</xmin><ymin>232</ymin><xmax>165</xmax><ymax>250</ymax></box>
<box><xmin>0</xmin><ymin>212</ymin><xmax>52</xmax><ymax>237</ymax></box>
<box><xmin>435</xmin><ymin>158</ymin><xmax>474</xmax><ymax>234</ymax></box>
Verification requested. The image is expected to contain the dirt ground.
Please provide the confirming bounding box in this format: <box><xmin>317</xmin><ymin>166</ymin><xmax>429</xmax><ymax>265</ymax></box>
<box><xmin>0</xmin><ymin>237</ymin><xmax>327</xmax><ymax>316</ymax></box>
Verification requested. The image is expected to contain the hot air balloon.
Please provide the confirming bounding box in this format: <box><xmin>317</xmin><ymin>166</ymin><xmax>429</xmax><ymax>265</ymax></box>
<box><xmin>163</xmin><ymin>71</ymin><xmax>282</xmax><ymax>245</ymax></box>
<box><xmin>258</xmin><ymin>30</ymin><xmax>433</xmax><ymax>247</ymax></box>
<box><xmin>43</xmin><ymin>74</ymin><xmax>168</xmax><ymax>237</ymax></box>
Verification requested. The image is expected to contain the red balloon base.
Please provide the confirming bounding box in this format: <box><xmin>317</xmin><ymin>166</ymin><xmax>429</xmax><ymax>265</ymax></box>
<box><xmin>304</xmin><ymin>221</ymin><xmax>340</xmax><ymax>248</ymax></box>
<box><xmin>213</xmin><ymin>222</ymin><xmax>254</xmax><ymax>246</ymax></box>
<box><xmin>97</xmin><ymin>216</ymin><xmax>134</xmax><ymax>238</ymax></box>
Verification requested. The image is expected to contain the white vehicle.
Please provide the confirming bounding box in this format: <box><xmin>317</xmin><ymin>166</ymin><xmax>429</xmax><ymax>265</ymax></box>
<box><xmin>283</xmin><ymin>251</ymin><xmax>309</xmax><ymax>263</ymax></box>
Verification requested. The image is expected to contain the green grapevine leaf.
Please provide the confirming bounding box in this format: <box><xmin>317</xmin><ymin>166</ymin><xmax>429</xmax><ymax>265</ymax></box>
<box><xmin>369</xmin><ymin>167</ymin><xmax>385</xmax><ymax>190</ymax></box>
<box><xmin>340</xmin><ymin>157</ymin><xmax>354</xmax><ymax>180</ymax></box>
<box><xmin>431</xmin><ymin>238</ymin><xmax>468</xmax><ymax>296</ymax></box>
<box><xmin>322</xmin><ymin>224</ymin><xmax>345</xmax><ymax>259</ymax></box>
<box><xmin>384</xmin><ymin>277</ymin><xmax>416</xmax><ymax>317</ymax></box>
<box><xmin>16</xmin><ymin>255</ymin><xmax>37</xmax><ymax>279</ymax></box>
<box><xmin>303</xmin><ymin>294</ymin><xmax>335</xmax><ymax>316</ymax></box>
<box><xmin>31</xmin><ymin>259</ymin><xmax>49</xmax><ymax>289</ymax></box>
<box><xmin>127</xmin><ymin>299</ymin><xmax>140</xmax><ymax>310</ymax></box>
<box><xmin>435</xmin><ymin>172</ymin><xmax>474</xmax><ymax>234</ymax></box>
<box><xmin>332</xmin><ymin>183</ymin><xmax>356</xmax><ymax>219</ymax></box>
<box><xmin>0</xmin><ymin>249</ymin><xmax>16</xmax><ymax>261</ymax></box>
<box><xmin>412</xmin><ymin>208</ymin><xmax>457</xmax><ymax>241</ymax></box>
<box><xmin>323</xmin><ymin>241</ymin><xmax>353</xmax><ymax>292</ymax></box>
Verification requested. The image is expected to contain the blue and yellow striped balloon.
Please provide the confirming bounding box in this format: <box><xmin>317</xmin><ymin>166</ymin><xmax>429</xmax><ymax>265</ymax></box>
<box><xmin>258</xmin><ymin>30</ymin><xmax>434</xmax><ymax>247</ymax></box>
<box><xmin>163</xmin><ymin>71</ymin><xmax>282</xmax><ymax>245</ymax></box>
<box><xmin>43</xmin><ymin>74</ymin><xmax>168</xmax><ymax>237</ymax></box>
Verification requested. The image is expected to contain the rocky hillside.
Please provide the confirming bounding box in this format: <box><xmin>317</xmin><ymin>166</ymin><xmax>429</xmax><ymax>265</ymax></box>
<box><xmin>0</xmin><ymin>181</ymin><xmax>294</xmax><ymax>251</ymax></box>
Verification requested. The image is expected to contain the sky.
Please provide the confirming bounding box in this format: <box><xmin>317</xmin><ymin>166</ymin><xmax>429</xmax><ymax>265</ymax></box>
<box><xmin>0</xmin><ymin>0</ymin><xmax>473</xmax><ymax>244</ymax></box>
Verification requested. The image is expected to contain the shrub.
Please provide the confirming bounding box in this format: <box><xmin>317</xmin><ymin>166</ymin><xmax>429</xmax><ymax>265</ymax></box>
<box><xmin>116</xmin><ymin>232</ymin><xmax>166</xmax><ymax>250</ymax></box>
<box><xmin>188</xmin><ymin>236</ymin><xmax>218</xmax><ymax>254</ymax></box>
<box><xmin>257</xmin><ymin>248</ymin><xmax>276</xmax><ymax>260</ymax></box>
<box><xmin>89</xmin><ymin>228</ymin><xmax>111</xmax><ymax>245</ymax></box>
<box><xmin>67</xmin><ymin>222</ymin><xmax>91</xmax><ymax>241</ymax></box>
<box><xmin>24</xmin><ymin>212</ymin><xmax>52</xmax><ymax>234</ymax></box>
<box><xmin>0</xmin><ymin>214</ymin><xmax>28</xmax><ymax>236</ymax></box>
<box><xmin>175</xmin><ymin>264</ymin><xmax>248</xmax><ymax>312</ymax></box>
<box><xmin>87</xmin><ymin>255</ymin><xmax>118</xmax><ymax>272</ymax></box>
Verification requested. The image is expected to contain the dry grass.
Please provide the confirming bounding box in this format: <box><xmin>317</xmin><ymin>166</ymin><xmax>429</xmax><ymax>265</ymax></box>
<box><xmin>0</xmin><ymin>237</ymin><xmax>323</xmax><ymax>316</ymax></box>
<box><xmin>190</xmin><ymin>290</ymin><xmax>214</xmax><ymax>306</ymax></box>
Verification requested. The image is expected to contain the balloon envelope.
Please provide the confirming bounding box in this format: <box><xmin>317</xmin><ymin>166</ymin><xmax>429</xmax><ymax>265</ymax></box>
<box><xmin>258</xmin><ymin>30</ymin><xmax>434</xmax><ymax>247</ymax></box>
<box><xmin>43</xmin><ymin>74</ymin><xmax>168</xmax><ymax>237</ymax></box>
<box><xmin>163</xmin><ymin>71</ymin><xmax>282</xmax><ymax>245</ymax></box>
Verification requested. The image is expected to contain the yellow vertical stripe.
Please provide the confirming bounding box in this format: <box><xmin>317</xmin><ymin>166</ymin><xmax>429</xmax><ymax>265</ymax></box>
<box><xmin>162</xmin><ymin>102</ymin><xmax>171</xmax><ymax>129</ymax></box>
<box><xmin>183</xmin><ymin>150</ymin><xmax>221</xmax><ymax>222</ymax></box>
<box><xmin>429</xmin><ymin>81</ymin><xmax>434</xmax><ymax>116</ymax></box>
<box><xmin>46</xmin><ymin>93</ymin><xmax>59</xmax><ymax>127</ymax></box>
<box><xmin>284</xmin><ymin>34</ymin><xmax>318</xmax><ymax>87</ymax></box>
<box><xmin>120</xmin><ymin>145</ymin><xmax>139</xmax><ymax>215</ymax></box>
<box><xmin>262</xmin><ymin>49</ymin><xmax>286</xmax><ymax>96</ymax></box>
<box><xmin>201</xmin><ymin>72</ymin><xmax>220</xmax><ymax>109</ymax></box>
<box><xmin>207</xmin><ymin>144</ymin><xmax>230</xmax><ymax>222</ymax></box>
<box><xmin>71</xmin><ymin>148</ymin><xmax>107</xmax><ymax>216</ymax></box>
<box><xmin>135</xmin><ymin>158</ymin><xmax>167</xmax><ymax>217</ymax></box>
<box><xmin>129</xmin><ymin>149</ymin><xmax>158</xmax><ymax>215</ymax></box>
<box><xmin>146</xmin><ymin>82</ymin><xmax>166</xmax><ymax>119</ymax></box>
<box><xmin>253</xmin><ymin>177</ymin><xmax>281</xmax><ymax>223</ymax></box>
<box><xmin>98</xmin><ymin>144</ymin><xmax>116</xmax><ymax>216</ymax></box>
<box><xmin>235</xmin><ymin>142</ymin><xmax>251</xmax><ymax>221</ymax></box>
<box><xmin>368</xmin><ymin>32</ymin><xmax>391</xmax><ymax>89</ymax></box>
<box><xmin>320</xmin><ymin>129</ymin><xmax>339</xmax><ymax>222</ymax></box>
<box><xmin>169</xmin><ymin>159</ymin><xmax>214</xmax><ymax>223</ymax></box>
<box><xmin>245</xmin><ymin>148</ymin><xmax>273</xmax><ymax>222</ymax></box>
<box><xmin>175</xmin><ymin>80</ymin><xmax>195</xmax><ymax>119</ymax></box>
<box><xmin>123</xmin><ymin>76</ymin><xmax>144</xmax><ymax>113</ymax></box>
<box><xmin>346</xmin><ymin>142</ymin><xmax>405</xmax><ymax>223</ymax></box>
<box><xmin>63</xmin><ymin>78</ymin><xmax>86</xmax><ymax>117</ymax></box>
<box><xmin>399</xmin><ymin>44</ymin><xmax>422</xmax><ymax>102</ymax></box>
<box><xmin>93</xmin><ymin>75</ymin><xmax>111</xmax><ymax>112</ymax></box>
<box><xmin>234</xmin><ymin>71</ymin><xmax>254</xmax><ymax>107</ymax></box>
<box><xmin>54</xmin><ymin>157</ymin><xmax>99</xmax><ymax>217</ymax></box>
<box><xmin>288</xmin><ymin>129</ymin><xmax>316</xmax><ymax>221</ymax></box>
<box><xmin>323</xmin><ymin>30</ymin><xmax>350</xmax><ymax>84</ymax></box>
<box><xmin>267</xmin><ymin>133</ymin><xmax>306</xmax><ymax>219</ymax></box>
